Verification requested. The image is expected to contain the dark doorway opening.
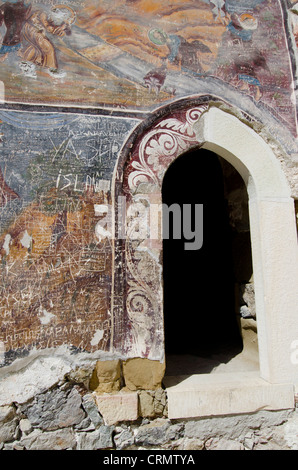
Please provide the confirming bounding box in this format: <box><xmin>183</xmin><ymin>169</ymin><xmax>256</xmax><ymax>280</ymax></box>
<box><xmin>162</xmin><ymin>148</ymin><xmax>245</xmax><ymax>373</ymax></box>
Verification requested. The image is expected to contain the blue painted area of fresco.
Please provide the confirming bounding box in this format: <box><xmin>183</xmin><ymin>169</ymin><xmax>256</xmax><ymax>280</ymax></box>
<box><xmin>0</xmin><ymin>110</ymin><xmax>139</xmax><ymax>233</ymax></box>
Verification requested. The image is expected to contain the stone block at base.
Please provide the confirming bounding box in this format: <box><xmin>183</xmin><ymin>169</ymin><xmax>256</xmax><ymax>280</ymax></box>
<box><xmin>164</xmin><ymin>371</ymin><xmax>295</xmax><ymax>420</ymax></box>
<box><xmin>122</xmin><ymin>358</ymin><xmax>165</xmax><ymax>391</ymax></box>
<box><xmin>89</xmin><ymin>360</ymin><xmax>121</xmax><ymax>393</ymax></box>
<box><xmin>94</xmin><ymin>391</ymin><xmax>139</xmax><ymax>425</ymax></box>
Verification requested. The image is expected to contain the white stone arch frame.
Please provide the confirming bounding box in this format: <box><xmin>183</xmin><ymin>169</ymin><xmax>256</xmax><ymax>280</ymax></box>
<box><xmin>112</xmin><ymin>103</ymin><xmax>298</xmax><ymax>395</ymax></box>
<box><xmin>196</xmin><ymin>108</ymin><xmax>298</xmax><ymax>386</ymax></box>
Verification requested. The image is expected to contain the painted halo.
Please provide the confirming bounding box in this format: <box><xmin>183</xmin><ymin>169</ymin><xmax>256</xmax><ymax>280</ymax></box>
<box><xmin>148</xmin><ymin>28</ymin><xmax>168</xmax><ymax>46</ymax></box>
<box><xmin>51</xmin><ymin>4</ymin><xmax>77</xmax><ymax>25</ymax></box>
<box><xmin>238</xmin><ymin>13</ymin><xmax>258</xmax><ymax>30</ymax></box>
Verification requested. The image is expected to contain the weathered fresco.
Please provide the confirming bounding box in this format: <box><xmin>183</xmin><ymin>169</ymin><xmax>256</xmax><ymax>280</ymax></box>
<box><xmin>0</xmin><ymin>1</ymin><xmax>297</xmax><ymax>367</ymax></box>
<box><xmin>114</xmin><ymin>106</ymin><xmax>208</xmax><ymax>358</ymax></box>
<box><xmin>0</xmin><ymin>0</ymin><xmax>297</xmax><ymax>134</ymax></box>
<box><xmin>0</xmin><ymin>109</ymin><xmax>138</xmax><ymax>365</ymax></box>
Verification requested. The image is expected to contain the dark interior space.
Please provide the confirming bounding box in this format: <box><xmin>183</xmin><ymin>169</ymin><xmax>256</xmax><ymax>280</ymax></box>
<box><xmin>162</xmin><ymin>148</ymin><xmax>244</xmax><ymax>365</ymax></box>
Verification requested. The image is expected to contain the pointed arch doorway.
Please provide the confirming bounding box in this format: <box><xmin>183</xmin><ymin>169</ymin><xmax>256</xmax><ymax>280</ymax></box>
<box><xmin>162</xmin><ymin>147</ymin><xmax>246</xmax><ymax>372</ymax></box>
<box><xmin>112</xmin><ymin>103</ymin><xmax>298</xmax><ymax>418</ymax></box>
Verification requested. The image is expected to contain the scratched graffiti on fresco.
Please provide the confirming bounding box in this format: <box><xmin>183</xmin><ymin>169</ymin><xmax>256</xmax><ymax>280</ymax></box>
<box><xmin>0</xmin><ymin>110</ymin><xmax>138</xmax><ymax>364</ymax></box>
<box><xmin>0</xmin><ymin>0</ymin><xmax>296</xmax><ymax>134</ymax></box>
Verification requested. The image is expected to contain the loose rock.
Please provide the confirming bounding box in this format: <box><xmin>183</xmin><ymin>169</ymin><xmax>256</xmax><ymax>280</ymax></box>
<box><xmin>20</xmin><ymin>428</ymin><xmax>76</xmax><ymax>450</ymax></box>
<box><xmin>76</xmin><ymin>425</ymin><xmax>114</xmax><ymax>450</ymax></box>
<box><xmin>24</xmin><ymin>386</ymin><xmax>86</xmax><ymax>431</ymax></box>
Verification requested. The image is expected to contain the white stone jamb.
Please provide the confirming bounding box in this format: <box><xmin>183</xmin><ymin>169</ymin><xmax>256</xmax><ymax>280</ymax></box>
<box><xmin>194</xmin><ymin>107</ymin><xmax>298</xmax><ymax>387</ymax></box>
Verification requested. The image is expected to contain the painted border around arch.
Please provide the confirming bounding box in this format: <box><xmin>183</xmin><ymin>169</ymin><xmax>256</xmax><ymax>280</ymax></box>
<box><xmin>111</xmin><ymin>100</ymin><xmax>298</xmax><ymax>387</ymax></box>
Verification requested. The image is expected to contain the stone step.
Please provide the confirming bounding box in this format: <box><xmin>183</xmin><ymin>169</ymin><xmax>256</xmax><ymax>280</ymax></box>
<box><xmin>164</xmin><ymin>371</ymin><xmax>295</xmax><ymax>419</ymax></box>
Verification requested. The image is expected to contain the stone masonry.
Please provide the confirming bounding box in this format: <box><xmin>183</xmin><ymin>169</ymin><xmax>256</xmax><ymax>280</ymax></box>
<box><xmin>0</xmin><ymin>361</ymin><xmax>297</xmax><ymax>451</ymax></box>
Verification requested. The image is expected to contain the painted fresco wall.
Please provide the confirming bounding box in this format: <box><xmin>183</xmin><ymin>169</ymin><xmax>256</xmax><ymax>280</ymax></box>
<box><xmin>0</xmin><ymin>0</ymin><xmax>297</xmax><ymax>132</ymax></box>
<box><xmin>0</xmin><ymin>110</ymin><xmax>139</xmax><ymax>365</ymax></box>
<box><xmin>0</xmin><ymin>0</ymin><xmax>297</xmax><ymax>367</ymax></box>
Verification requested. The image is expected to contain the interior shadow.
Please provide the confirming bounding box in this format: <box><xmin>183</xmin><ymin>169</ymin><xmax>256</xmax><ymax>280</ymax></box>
<box><xmin>162</xmin><ymin>148</ymin><xmax>245</xmax><ymax>376</ymax></box>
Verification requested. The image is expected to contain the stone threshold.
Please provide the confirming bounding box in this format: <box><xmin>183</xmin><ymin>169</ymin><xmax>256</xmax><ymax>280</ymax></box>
<box><xmin>164</xmin><ymin>371</ymin><xmax>295</xmax><ymax>420</ymax></box>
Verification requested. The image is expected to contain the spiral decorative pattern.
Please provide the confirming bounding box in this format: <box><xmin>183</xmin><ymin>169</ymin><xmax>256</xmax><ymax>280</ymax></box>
<box><xmin>128</xmin><ymin>106</ymin><xmax>208</xmax><ymax>191</ymax></box>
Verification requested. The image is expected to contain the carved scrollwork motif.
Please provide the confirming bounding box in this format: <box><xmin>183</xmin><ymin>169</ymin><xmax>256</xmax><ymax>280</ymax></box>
<box><xmin>124</xmin><ymin>197</ymin><xmax>162</xmax><ymax>356</ymax></box>
<box><xmin>128</xmin><ymin>105</ymin><xmax>207</xmax><ymax>192</ymax></box>
<box><xmin>120</xmin><ymin>105</ymin><xmax>207</xmax><ymax>358</ymax></box>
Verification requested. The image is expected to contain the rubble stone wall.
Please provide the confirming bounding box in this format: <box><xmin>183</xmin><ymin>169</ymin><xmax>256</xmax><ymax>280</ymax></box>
<box><xmin>0</xmin><ymin>366</ymin><xmax>297</xmax><ymax>451</ymax></box>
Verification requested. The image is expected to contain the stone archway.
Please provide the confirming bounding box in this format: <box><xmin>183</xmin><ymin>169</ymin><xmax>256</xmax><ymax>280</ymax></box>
<box><xmin>112</xmin><ymin>101</ymin><xmax>298</xmax><ymax>417</ymax></box>
<box><xmin>161</xmin><ymin>147</ymin><xmax>246</xmax><ymax>366</ymax></box>
<box><xmin>112</xmin><ymin>105</ymin><xmax>209</xmax><ymax>360</ymax></box>
<box><xmin>162</xmin><ymin>148</ymin><xmax>244</xmax><ymax>356</ymax></box>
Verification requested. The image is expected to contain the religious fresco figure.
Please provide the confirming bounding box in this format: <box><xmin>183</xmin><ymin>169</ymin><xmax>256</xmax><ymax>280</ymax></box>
<box><xmin>0</xmin><ymin>2</ymin><xmax>76</xmax><ymax>76</ymax></box>
<box><xmin>142</xmin><ymin>1</ymin><xmax>233</xmax><ymax>92</ymax></box>
<box><xmin>147</xmin><ymin>28</ymin><xmax>212</xmax><ymax>74</ymax></box>
<box><xmin>224</xmin><ymin>12</ymin><xmax>267</xmax><ymax>101</ymax></box>
<box><xmin>0</xmin><ymin>0</ymin><xmax>32</xmax><ymax>62</ymax></box>
<box><xmin>20</xmin><ymin>5</ymin><xmax>76</xmax><ymax>78</ymax></box>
